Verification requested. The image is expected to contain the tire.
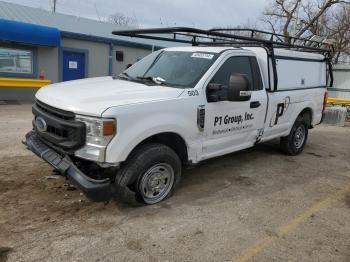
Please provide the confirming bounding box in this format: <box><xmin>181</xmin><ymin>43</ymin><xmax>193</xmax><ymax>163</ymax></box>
<box><xmin>280</xmin><ymin>116</ymin><xmax>308</xmax><ymax>156</ymax></box>
<box><xmin>113</xmin><ymin>143</ymin><xmax>181</xmax><ymax>205</ymax></box>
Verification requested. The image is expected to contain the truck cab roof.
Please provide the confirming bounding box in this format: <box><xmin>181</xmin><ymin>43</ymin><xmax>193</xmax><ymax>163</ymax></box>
<box><xmin>163</xmin><ymin>46</ymin><xmax>325</xmax><ymax>60</ymax></box>
<box><xmin>163</xmin><ymin>46</ymin><xmax>244</xmax><ymax>54</ymax></box>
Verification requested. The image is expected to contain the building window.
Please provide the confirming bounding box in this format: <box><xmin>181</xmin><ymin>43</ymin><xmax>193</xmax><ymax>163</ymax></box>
<box><xmin>0</xmin><ymin>47</ymin><xmax>36</xmax><ymax>77</ymax></box>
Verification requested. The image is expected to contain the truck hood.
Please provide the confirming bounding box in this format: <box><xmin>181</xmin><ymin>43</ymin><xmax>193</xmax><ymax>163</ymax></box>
<box><xmin>35</xmin><ymin>76</ymin><xmax>184</xmax><ymax>116</ymax></box>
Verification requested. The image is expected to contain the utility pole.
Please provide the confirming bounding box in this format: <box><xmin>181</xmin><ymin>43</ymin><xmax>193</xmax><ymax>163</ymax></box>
<box><xmin>53</xmin><ymin>0</ymin><xmax>57</xmax><ymax>13</ymax></box>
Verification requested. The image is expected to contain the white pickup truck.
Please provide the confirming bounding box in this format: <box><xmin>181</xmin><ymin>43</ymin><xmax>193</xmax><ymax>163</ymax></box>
<box><xmin>25</xmin><ymin>28</ymin><xmax>332</xmax><ymax>205</ymax></box>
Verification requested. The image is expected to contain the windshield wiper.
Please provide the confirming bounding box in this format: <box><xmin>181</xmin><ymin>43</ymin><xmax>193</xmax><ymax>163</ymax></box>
<box><xmin>117</xmin><ymin>72</ymin><xmax>133</xmax><ymax>80</ymax></box>
<box><xmin>136</xmin><ymin>76</ymin><xmax>167</xmax><ymax>85</ymax></box>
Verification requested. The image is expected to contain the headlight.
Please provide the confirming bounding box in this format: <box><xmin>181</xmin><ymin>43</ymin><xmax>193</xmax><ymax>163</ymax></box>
<box><xmin>77</xmin><ymin>116</ymin><xmax>116</xmax><ymax>146</ymax></box>
<box><xmin>74</xmin><ymin>115</ymin><xmax>116</xmax><ymax>162</ymax></box>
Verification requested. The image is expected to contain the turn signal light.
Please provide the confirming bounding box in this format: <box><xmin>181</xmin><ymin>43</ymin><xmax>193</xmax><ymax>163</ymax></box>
<box><xmin>103</xmin><ymin>120</ymin><xmax>115</xmax><ymax>136</ymax></box>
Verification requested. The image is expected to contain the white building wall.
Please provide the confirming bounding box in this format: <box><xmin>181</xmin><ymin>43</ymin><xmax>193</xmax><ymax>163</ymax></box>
<box><xmin>61</xmin><ymin>38</ymin><xmax>110</xmax><ymax>78</ymax></box>
<box><xmin>112</xmin><ymin>46</ymin><xmax>152</xmax><ymax>75</ymax></box>
<box><xmin>329</xmin><ymin>64</ymin><xmax>350</xmax><ymax>99</ymax></box>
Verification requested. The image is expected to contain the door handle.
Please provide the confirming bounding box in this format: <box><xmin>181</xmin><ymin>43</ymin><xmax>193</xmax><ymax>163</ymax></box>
<box><xmin>250</xmin><ymin>101</ymin><xmax>261</xmax><ymax>108</ymax></box>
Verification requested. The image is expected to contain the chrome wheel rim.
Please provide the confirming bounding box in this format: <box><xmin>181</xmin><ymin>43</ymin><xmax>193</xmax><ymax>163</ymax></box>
<box><xmin>294</xmin><ymin>125</ymin><xmax>306</xmax><ymax>149</ymax></box>
<box><xmin>139</xmin><ymin>163</ymin><xmax>174</xmax><ymax>204</ymax></box>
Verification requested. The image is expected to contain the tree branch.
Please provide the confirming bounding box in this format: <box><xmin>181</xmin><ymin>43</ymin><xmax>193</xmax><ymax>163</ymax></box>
<box><xmin>295</xmin><ymin>0</ymin><xmax>345</xmax><ymax>38</ymax></box>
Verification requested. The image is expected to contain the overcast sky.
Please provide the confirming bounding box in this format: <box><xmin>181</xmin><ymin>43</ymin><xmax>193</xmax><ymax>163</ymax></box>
<box><xmin>8</xmin><ymin>0</ymin><xmax>268</xmax><ymax>28</ymax></box>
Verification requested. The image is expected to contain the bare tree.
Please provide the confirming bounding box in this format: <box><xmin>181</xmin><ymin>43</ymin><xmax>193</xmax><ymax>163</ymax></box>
<box><xmin>261</xmin><ymin>0</ymin><xmax>350</xmax><ymax>63</ymax></box>
<box><xmin>263</xmin><ymin>0</ymin><xmax>348</xmax><ymax>37</ymax></box>
<box><xmin>312</xmin><ymin>4</ymin><xmax>350</xmax><ymax>63</ymax></box>
<box><xmin>264</xmin><ymin>0</ymin><xmax>302</xmax><ymax>41</ymax></box>
<box><xmin>295</xmin><ymin>0</ymin><xmax>349</xmax><ymax>38</ymax></box>
<box><xmin>108</xmin><ymin>12</ymin><xmax>137</xmax><ymax>28</ymax></box>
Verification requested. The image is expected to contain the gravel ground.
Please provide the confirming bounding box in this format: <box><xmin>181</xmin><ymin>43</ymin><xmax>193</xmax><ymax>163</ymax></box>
<box><xmin>0</xmin><ymin>104</ymin><xmax>350</xmax><ymax>262</ymax></box>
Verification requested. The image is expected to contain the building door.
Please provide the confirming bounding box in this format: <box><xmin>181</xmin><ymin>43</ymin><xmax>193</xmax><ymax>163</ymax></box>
<box><xmin>62</xmin><ymin>51</ymin><xmax>86</xmax><ymax>81</ymax></box>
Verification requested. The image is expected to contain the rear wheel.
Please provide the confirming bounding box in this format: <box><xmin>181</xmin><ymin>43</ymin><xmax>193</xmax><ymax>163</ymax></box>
<box><xmin>280</xmin><ymin>116</ymin><xmax>308</xmax><ymax>155</ymax></box>
<box><xmin>113</xmin><ymin>143</ymin><xmax>181</xmax><ymax>205</ymax></box>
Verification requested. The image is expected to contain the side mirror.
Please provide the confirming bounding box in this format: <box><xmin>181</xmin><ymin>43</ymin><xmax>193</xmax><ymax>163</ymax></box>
<box><xmin>227</xmin><ymin>74</ymin><xmax>251</xmax><ymax>101</ymax></box>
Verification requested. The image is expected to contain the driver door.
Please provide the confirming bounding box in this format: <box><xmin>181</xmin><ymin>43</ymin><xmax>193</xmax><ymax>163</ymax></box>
<box><xmin>201</xmin><ymin>55</ymin><xmax>267</xmax><ymax>160</ymax></box>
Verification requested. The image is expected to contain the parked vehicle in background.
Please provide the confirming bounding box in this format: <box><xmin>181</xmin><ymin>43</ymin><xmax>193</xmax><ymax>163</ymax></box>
<box><xmin>24</xmin><ymin>28</ymin><xmax>332</xmax><ymax>205</ymax></box>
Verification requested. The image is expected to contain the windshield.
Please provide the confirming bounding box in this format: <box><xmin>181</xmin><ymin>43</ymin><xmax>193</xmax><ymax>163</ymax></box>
<box><xmin>119</xmin><ymin>50</ymin><xmax>218</xmax><ymax>88</ymax></box>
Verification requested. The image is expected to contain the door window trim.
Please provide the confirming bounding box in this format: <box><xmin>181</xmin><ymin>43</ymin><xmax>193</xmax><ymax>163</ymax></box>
<box><xmin>205</xmin><ymin>54</ymin><xmax>264</xmax><ymax>96</ymax></box>
<box><xmin>207</xmin><ymin>55</ymin><xmax>256</xmax><ymax>88</ymax></box>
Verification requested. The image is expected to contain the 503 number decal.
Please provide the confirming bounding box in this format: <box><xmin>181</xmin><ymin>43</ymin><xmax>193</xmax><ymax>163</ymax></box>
<box><xmin>188</xmin><ymin>90</ymin><xmax>199</xmax><ymax>96</ymax></box>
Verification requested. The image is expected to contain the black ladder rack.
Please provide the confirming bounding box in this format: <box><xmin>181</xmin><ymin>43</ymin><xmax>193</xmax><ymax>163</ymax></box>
<box><xmin>112</xmin><ymin>27</ymin><xmax>333</xmax><ymax>89</ymax></box>
<box><xmin>209</xmin><ymin>28</ymin><xmax>332</xmax><ymax>51</ymax></box>
<box><xmin>113</xmin><ymin>27</ymin><xmax>333</xmax><ymax>53</ymax></box>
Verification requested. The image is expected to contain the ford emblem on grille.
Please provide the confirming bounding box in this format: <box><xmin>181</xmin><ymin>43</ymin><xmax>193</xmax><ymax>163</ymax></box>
<box><xmin>35</xmin><ymin>116</ymin><xmax>47</xmax><ymax>132</ymax></box>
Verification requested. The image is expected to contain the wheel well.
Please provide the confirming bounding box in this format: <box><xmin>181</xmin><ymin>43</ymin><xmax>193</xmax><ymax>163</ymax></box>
<box><xmin>134</xmin><ymin>132</ymin><xmax>188</xmax><ymax>164</ymax></box>
<box><xmin>299</xmin><ymin>108</ymin><xmax>312</xmax><ymax>128</ymax></box>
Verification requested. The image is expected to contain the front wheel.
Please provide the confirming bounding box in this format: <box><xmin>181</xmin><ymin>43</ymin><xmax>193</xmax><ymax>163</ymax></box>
<box><xmin>280</xmin><ymin>116</ymin><xmax>308</xmax><ymax>155</ymax></box>
<box><xmin>113</xmin><ymin>143</ymin><xmax>181</xmax><ymax>205</ymax></box>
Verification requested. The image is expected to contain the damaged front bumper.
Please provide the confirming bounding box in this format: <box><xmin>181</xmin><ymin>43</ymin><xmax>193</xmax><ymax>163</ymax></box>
<box><xmin>24</xmin><ymin>131</ymin><xmax>112</xmax><ymax>202</ymax></box>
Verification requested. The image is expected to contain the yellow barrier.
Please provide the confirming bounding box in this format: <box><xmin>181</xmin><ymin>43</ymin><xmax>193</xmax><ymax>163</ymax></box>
<box><xmin>327</xmin><ymin>97</ymin><xmax>350</xmax><ymax>106</ymax></box>
<box><xmin>0</xmin><ymin>77</ymin><xmax>51</xmax><ymax>88</ymax></box>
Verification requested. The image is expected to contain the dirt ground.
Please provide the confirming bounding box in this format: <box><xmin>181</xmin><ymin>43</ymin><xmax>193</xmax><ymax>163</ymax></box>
<box><xmin>0</xmin><ymin>104</ymin><xmax>350</xmax><ymax>262</ymax></box>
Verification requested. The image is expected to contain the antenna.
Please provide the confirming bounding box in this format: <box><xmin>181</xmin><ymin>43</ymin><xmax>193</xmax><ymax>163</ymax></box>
<box><xmin>53</xmin><ymin>0</ymin><xmax>57</xmax><ymax>13</ymax></box>
<box><xmin>94</xmin><ymin>3</ymin><xmax>102</xmax><ymax>22</ymax></box>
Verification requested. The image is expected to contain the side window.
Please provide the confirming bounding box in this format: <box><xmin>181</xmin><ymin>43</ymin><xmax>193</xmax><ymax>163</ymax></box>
<box><xmin>0</xmin><ymin>46</ymin><xmax>36</xmax><ymax>78</ymax></box>
<box><xmin>210</xmin><ymin>56</ymin><xmax>254</xmax><ymax>90</ymax></box>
